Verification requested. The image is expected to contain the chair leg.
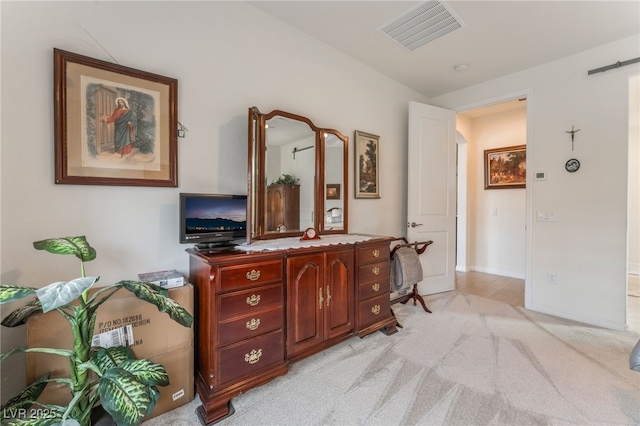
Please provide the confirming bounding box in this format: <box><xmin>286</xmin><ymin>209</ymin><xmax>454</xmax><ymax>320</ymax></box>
<box><xmin>400</xmin><ymin>284</ymin><xmax>431</xmax><ymax>313</ymax></box>
<box><xmin>414</xmin><ymin>291</ymin><xmax>432</xmax><ymax>313</ymax></box>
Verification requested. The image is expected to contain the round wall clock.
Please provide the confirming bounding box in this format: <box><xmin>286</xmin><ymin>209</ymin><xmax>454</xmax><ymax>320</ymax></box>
<box><xmin>565</xmin><ymin>158</ymin><xmax>580</xmax><ymax>173</ymax></box>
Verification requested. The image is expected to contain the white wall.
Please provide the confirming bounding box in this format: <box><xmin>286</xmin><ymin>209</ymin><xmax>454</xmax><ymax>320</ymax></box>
<box><xmin>431</xmin><ymin>35</ymin><xmax>640</xmax><ymax>331</ymax></box>
<box><xmin>460</xmin><ymin>106</ymin><xmax>527</xmax><ymax>279</ymax></box>
<box><xmin>629</xmin><ymin>75</ymin><xmax>639</xmax><ymax>276</ymax></box>
<box><xmin>0</xmin><ymin>1</ymin><xmax>429</xmax><ymax>401</ymax></box>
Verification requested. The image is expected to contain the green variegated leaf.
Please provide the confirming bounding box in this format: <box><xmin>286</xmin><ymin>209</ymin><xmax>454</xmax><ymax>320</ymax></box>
<box><xmin>118</xmin><ymin>280</ymin><xmax>193</xmax><ymax>327</ymax></box>
<box><xmin>1</xmin><ymin>298</ymin><xmax>43</xmax><ymax>327</ymax></box>
<box><xmin>90</xmin><ymin>346</ymin><xmax>136</xmax><ymax>375</ymax></box>
<box><xmin>33</xmin><ymin>236</ymin><xmax>96</xmax><ymax>263</ymax></box>
<box><xmin>119</xmin><ymin>358</ymin><xmax>169</xmax><ymax>387</ymax></box>
<box><xmin>0</xmin><ymin>285</ymin><xmax>37</xmax><ymax>304</ymax></box>
<box><xmin>35</xmin><ymin>277</ymin><xmax>99</xmax><ymax>313</ymax></box>
<box><xmin>119</xmin><ymin>280</ymin><xmax>168</xmax><ymax>297</ymax></box>
<box><xmin>1</xmin><ymin>347</ymin><xmax>74</xmax><ymax>363</ymax></box>
<box><xmin>0</xmin><ymin>373</ymin><xmax>50</xmax><ymax>413</ymax></box>
<box><xmin>98</xmin><ymin>368</ymin><xmax>157</xmax><ymax>426</ymax></box>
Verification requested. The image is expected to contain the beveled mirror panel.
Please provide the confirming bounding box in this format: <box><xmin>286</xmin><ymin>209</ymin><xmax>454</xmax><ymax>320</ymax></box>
<box><xmin>265</xmin><ymin>115</ymin><xmax>315</xmax><ymax>235</ymax></box>
<box><xmin>322</xmin><ymin>131</ymin><xmax>347</xmax><ymax>233</ymax></box>
<box><xmin>247</xmin><ymin>107</ymin><xmax>348</xmax><ymax>243</ymax></box>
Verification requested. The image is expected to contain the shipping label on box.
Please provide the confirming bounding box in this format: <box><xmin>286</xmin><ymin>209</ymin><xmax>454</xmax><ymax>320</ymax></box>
<box><xmin>138</xmin><ymin>269</ymin><xmax>185</xmax><ymax>289</ymax></box>
<box><xmin>91</xmin><ymin>324</ymin><xmax>134</xmax><ymax>348</ymax></box>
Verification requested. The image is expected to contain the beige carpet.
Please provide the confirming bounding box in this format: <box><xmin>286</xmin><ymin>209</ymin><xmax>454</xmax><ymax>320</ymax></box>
<box><xmin>143</xmin><ymin>292</ymin><xmax>640</xmax><ymax>425</ymax></box>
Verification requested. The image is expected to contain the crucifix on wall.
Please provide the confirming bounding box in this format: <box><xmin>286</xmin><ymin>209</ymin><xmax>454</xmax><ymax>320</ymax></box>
<box><xmin>565</xmin><ymin>125</ymin><xmax>581</xmax><ymax>151</ymax></box>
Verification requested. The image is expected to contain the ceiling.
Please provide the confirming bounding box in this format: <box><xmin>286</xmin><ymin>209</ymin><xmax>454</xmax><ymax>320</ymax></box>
<box><xmin>249</xmin><ymin>1</ymin><xmax>640</xmax><ymax>99</ymax></box>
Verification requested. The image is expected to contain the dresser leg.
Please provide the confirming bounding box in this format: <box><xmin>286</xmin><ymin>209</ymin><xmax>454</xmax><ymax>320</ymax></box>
<box><xmin>196</xmin><ymin>401</ymin><xmax>235</xmax><ymax>425</ymax></box>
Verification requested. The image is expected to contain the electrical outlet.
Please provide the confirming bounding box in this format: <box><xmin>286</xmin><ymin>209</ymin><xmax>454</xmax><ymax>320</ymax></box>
<box><xmin>547</xmin><ymin>272</ymin><xmax>557</xmax><ymax>284</ymax></box>
<box><xmin>537</xmin><ymin>210</ymin><xmax>557</xmax><ymax>222</ymax></box>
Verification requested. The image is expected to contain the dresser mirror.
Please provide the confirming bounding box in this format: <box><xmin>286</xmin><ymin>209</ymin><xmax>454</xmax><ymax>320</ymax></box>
<box><xmin>247</xmin><ymin>107</ymin><xmax>348</xmax><ymax>243</ymax></box>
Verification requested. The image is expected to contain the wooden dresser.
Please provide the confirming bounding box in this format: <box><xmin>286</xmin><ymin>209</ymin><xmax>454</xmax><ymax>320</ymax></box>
<box><xmin>187</xmin><ymin>236</ymin><xmax>396</xmax><ymax>425</ymax></box>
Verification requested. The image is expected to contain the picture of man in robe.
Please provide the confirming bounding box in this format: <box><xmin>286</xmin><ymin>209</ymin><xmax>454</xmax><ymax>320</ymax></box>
<box><xmin>103</xmin><ymin>97</ymin><xmax>137</xmax><ymax>157</ymax></box>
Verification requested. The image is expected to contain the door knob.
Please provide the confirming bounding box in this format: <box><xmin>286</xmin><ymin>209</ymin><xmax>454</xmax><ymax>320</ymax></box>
<box><xmin>409</xmin><ymin>222</ymin><xmax>423</xmax><ymax>228</ymax></box>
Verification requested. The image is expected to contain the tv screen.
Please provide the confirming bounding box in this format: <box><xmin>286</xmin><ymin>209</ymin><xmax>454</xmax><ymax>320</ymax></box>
<box><xmin>179</xmin><ymin>193</ymin><xmax>247</xmax><ymax>248</ymax></box>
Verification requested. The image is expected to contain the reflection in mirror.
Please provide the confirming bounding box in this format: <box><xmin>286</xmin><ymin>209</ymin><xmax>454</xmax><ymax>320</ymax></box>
<box><xmin>324</xmin><ymin>133</ymin><xmax>344</xmax><ymax>231</ymax></box>
<box><xmin>265</xmin><ymin>116</ymin><xmax>315</xmax><ymax>234</ymax></box>
<box><xmin>247</xmin><ymin>107</ymin><xmax>348</xmax><ymax>242</ymax></box>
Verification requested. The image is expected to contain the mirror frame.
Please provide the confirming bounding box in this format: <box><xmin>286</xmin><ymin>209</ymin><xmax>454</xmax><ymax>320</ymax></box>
<box><xmin>247</xmin><ymin>107</ymin><xmax>348</xmax><ymax>243</ymax></box>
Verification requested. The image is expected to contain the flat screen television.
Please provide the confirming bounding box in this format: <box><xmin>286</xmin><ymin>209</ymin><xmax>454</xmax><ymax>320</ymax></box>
<box><xmin>179</xmin><ymin>193</ymin><xmax>247</xmax><ymax>249</ymax></box>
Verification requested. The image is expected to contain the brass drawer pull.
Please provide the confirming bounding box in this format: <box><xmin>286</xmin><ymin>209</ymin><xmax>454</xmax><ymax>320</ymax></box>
<box><xmin>246</xmin><ymin>318</ymin><xmax>261</xmax><ymax>331</ymax></box>
<box><xmin>246</xmin><ymin>294</ymin><xmax>261</xmax><ymax>306</ymax></box>
<box><xmin>244</xmin><ymin>349</ymin><xmax>263</xmax><ymax>364</ymax></box>
<box><xmin>372</xmin><ymin>283</ymin><xmax>380</xmax><ymax>292</ymax></box>
<box><xmin>372</xmin><ymin>249</ymin><xmax>380</xmax><ymax>258</ymax></box>
<box><xmin>371</xmin><ymin>304</ymin><xmax>381</xmax><ymax>315</ymax></box>
<box><xmin>372</xmin><ymin>266</ymin><xmax>380</xmax><ymax>276</ymax></box>
<box><xmin>319</xmin><ymin>288</ymin><xmax>324</xmax><ymax>310</ymax></box>
<box><xmin>246</xmin><ymin>270</ymin><xmax>261</xmax><ymax>281</ymax></box>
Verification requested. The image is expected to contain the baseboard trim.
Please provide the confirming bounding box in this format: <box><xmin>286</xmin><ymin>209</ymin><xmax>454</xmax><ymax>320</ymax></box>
<box><xmin>527</xmin><ymin>302</ymin><xmax>627</xmax><ymax>332</ymax></box>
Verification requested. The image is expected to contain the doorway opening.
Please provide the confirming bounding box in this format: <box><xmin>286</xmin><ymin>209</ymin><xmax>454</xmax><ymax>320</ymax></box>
<box><xmin>455</xmin><ymin>95</ymin><xmax>529</xmax><ymax>307</ymax></box>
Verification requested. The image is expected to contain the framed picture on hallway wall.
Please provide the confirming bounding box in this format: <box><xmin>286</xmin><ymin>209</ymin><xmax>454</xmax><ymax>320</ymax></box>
<box><xmin>484</xmin><ymin>145</ymin><xmax>526</xmax><ymax>189</ymax></box>
<box><xmin>354</xmin><ymin>130</ymin><xmax>380</xmax><ymax>198</ymax></box>
<box><xmin>54</xmin><ymin>48</ymin><xmax>178</xmax><ymax>186</ymax></box>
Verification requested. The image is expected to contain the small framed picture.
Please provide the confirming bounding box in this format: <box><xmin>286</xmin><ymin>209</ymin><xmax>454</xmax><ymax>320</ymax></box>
<box><xmin>354</xmin><ymin>130</ymin><xmax>380</xmax><ymax>199</ymax></box>
<box><xmin>326</xmin><ymin>183</ymin><xmax>341</xmax><ymax>200</ymax></box>
<box><xmin>54</xmin><ymin>48</ymin><xmax>178</xmax><ymax>186</ymax></box>
<box><xmin>484</xmin><ymin>145</ymin><xmax>526</xmax><ymax>189</ymax></box>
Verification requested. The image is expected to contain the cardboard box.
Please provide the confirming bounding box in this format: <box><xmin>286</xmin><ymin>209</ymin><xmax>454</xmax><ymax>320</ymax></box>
<box><xmin>33</xmin><ymin>345</ymin><xmax>193</xmax><ymax>421</ymax></box>
<box><xmin>138</xmin><ymin>270</ymin><xmax>185</xmax><ymax>289</ymax></box>
<box><xmin>26</xmin><ymin>284</ymin><xmax>194</xmax><ymax>420</ymax></box>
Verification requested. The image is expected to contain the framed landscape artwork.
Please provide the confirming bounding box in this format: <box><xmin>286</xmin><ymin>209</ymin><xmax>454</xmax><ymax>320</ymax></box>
<box><xmin>484</xmin><ymin>145</ymin><xmax>526</xmax><ymax>189</ymax></box>
<box><xmin>326</xmin><ymin>184</ymin><xmax>341</xmax><ymax>200</ymax></box>
<box><xmin>354</xmin><ymin>130</ymin><xmax>380</xmax><ymax>198</ymax></box>
<box><xmin>54</xmin><ymin>48</ymin><xmax>178</xmax><ymax>186</ymax></box>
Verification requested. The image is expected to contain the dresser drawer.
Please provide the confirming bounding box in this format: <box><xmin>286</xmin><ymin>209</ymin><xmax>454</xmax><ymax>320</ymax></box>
<box><xmin>217</xmin><ymin>330</ymin><xmax>284</xmax><ymax>385</ymax></box>
<box><xmin>358</xmin><ymin>244</ymin><xmax>389</xmax><ymax>265</ymax></box>
<box><xmin>358</xmin><ymin>278</ymin><xmax>390</xmax><ymax>301</ymax></box>
<box><xmin>218</xmin><ymin>259</ymin><xmax>283</xmax><ymax>291</ymax></box>
<box><xmin>358</xmin><ymin>294</ymin><xmax>391</xmax><ymax>328</ymax></box>
<box><xmin>218</xmin><ymin>306</ymin><xmax>283</xmax><ymax>346</ymax></box>
<box><xmin>358</xmin><ymin>260</ymin><xmax>390</xmax><ymax>284</ymax></box>
<box><xmin>218</xmin><ymin>284</ymin><xmax>283</xmax><ymax>319</ymax></box>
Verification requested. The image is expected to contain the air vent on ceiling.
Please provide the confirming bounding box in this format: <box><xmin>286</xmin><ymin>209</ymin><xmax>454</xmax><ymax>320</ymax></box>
<box><xmin>379</xmin><ymin>0</ymin><xmax>464</xmax><ymax>51</ymax></box>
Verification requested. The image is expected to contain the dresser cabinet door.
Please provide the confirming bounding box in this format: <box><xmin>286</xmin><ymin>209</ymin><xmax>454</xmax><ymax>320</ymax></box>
<box><xmin>324</xmin><ymin>249</ymin><xmax>354</xmax><ymax>339</ymax></box>
<box><xmin>286</xmin><ymin>253</ymin><xmax>324</xmax><ymax>356</ymax></box>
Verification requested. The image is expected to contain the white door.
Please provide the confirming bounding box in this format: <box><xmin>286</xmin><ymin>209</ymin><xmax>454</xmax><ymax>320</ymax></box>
<box><xmin>407</xmin><ymin>101</ymin><xmax>457</xmax><ymax>295</ymax></box>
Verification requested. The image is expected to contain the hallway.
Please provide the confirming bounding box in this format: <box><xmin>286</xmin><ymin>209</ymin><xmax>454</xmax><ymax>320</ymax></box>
<box><xmin>455</xmin><ymin>270</ymin><xmax>524</xmax><ymax>307</ymax></box>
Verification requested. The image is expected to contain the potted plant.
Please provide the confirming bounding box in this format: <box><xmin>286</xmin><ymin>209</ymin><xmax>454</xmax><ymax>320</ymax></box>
<box><xmin>270</xmin><ymin>174</ymin><xmax>299</xmax><ymax>186</ymax></box>
<box><xmin>0</xmin><ymin>236</ymin><xmax>193</xmax><ymax>426</ymax></box>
